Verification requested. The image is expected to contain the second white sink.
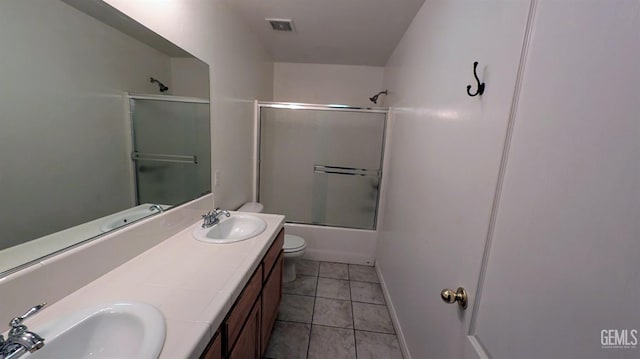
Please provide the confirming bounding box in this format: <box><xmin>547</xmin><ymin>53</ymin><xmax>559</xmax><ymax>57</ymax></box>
<box><xmin>193</xmin><ymin>213</ymin><xmax>266</xmax><ymax>244</ymax></box>
<box><xmin>25</xmin><ymin>302</ymin><xmax>165</xmax><ymax>359</ymax></box>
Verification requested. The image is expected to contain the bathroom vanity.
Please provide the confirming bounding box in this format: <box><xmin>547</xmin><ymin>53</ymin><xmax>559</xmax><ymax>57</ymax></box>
<box><xmin>202</xmin><ymin>229</ymin><xmax>284</xmax><ymax>359</ymax></box>
<box><xmin>0</xmin><ymin>199</ymin><xmax>285</xmax><ymax>359</ymax></box>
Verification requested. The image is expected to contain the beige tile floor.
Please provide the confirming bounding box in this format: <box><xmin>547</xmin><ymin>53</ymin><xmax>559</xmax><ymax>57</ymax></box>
<box><xmin>264</xmin><ymin>260</ymin><xmax>403</xmax><ymax>359</ymax></box>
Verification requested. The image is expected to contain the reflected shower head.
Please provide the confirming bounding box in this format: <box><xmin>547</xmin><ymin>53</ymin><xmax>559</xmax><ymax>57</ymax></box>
<box><xmin>150</xmin><ymin>77</ymin><xmax>169</xmax><ymax>93</ymax></box>
<box><xmin>369</xmin><ymin>90</ymin><xmax>388</xmax><ymax>104</ymax></box>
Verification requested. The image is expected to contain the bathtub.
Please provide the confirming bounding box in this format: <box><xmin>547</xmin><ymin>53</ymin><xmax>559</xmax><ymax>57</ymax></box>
<box><xmin>283</xmin><ymin>223</ymin><xmax>377</xmax><ymax>266</ymax></box>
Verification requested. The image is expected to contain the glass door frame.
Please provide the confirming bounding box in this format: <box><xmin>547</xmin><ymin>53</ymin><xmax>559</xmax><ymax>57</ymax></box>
<box><xmin>127</xmin><ymin>93</ymin><xmax>211</xmax><ymax>206</ymax></box>
<box><xmin>255</xmin><ymin>101</ymin><xmax>389</xmax><ymax>230</ymax></box>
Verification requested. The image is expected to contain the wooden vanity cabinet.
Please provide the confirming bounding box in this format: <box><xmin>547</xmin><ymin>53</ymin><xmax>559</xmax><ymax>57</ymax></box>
<box><xmin>226</xmin><ymin>266</ymin><xmax>263</xmax><ymax>351</ymax></box>
<box><xmin>261</xmin><ymin>253</ymin><xmax>283</xmax><ymax>355</ymax></box>
<box><xmin>202</xmin><ymin>331</ymin><xmax>222</xmax><ymax>359</ymax></box>
<box><xmin>229</xmin><ymin>296</ymin><xmax>261</xmax><ymax>359</ymax></box>
<box><xmin>200</xmin><ymin>228</ymin><xmax>284</xmax><ymax>359</ymax></box>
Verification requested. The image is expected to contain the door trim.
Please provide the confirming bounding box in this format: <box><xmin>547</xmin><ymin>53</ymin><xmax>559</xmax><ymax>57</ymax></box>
<box><xmin>465</xmin><ymin>336</ymin><xmax>491</xmax><ymax>359</ymax></box>
<box><xmin>466</xmin><ymin>0</ymin><xmax>538</xmax><ymax>355</ymax></box>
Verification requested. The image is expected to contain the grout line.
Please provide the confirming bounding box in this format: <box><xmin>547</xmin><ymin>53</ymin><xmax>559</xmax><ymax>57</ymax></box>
<box><xmin>279</xmin><ymin>262</ymin><xmax>398</xmax><ymax>358</ymax></box>
<box><xmin>306</xmin><ymin>266</ymin><xmax>321</xmax><ymax>359</ymax></box>
<box><xmin>354</xmin><ymin>329</ymin><xmax>400</xmax><ymax>336</ymax></box>
<box><xmin>350</xmin><ymin>278</ymin><xmax>358</xmax><ymax>359</ymax></box>
<box><xmin>350</xmin><ymin>262</ymin><xmax>360</xmax><ymax>356</ymax></box>
<box><xmin>315</xmin><ymin>296</ymin><xmax>351</xmax><ymax>301</ymax></box>
<box><xmin>351</xmin><ymin>300</ymin><xmax>386</xmax><ymax>305</ymax></box>
<box><xmin>278</xmin><ymin>319</ymin><xmax>353</xmax><ymax>330</ymax></box>
<box><xmin>307</xmin><ymin>322</ymin><xmax>354</xmax><ymax>330</ymax></box>
<box><xmin>277</xmin><ymin>319</ymin><xmax>397</xmax><ymax>336</ymax></box>
<box><xmin>352</xmin><ymin>301</ymin><xmax>387</xmax><ymax>307</ymax></box>
<box><xmin>349</xmin><ymin>279</ymin><xmax>382</xmax><ymax>285</ymax></box>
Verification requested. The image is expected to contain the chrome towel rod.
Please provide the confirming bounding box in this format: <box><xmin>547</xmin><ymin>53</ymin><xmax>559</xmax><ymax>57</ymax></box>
<box><xmin>131</xmin><ymin>152</ymin><xmax>198</xmax><ymax>164</ymax></box>
<box><xmin>313</xmin><ymin>165</ymin><xmax>380</xmax><ymax>177</ymax></box>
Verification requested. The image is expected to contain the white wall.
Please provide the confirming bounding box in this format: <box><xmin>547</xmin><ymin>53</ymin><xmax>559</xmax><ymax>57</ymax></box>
<box><xmin>0</xmin><ymin>0</ymin><xmax>173</xmax><ymax>249</ymax></box>
<box><xmin>273</xmin><ymin>62</ymin><xmax>384</xmax><ymax>107</ymax></box>
<box><xmin>170</xmin><ymin>58</ymin><xmax>210</xmax><ymax>99</ymax></box>
<box><xmin>375</xmin><ymin>0</ymin><xmax>530</xmax><ymax>358</ymax></box>
<box><xmin>104</xmin><ymin>0</ymin><xmax>275</xmax><ymax>210</ymax></box>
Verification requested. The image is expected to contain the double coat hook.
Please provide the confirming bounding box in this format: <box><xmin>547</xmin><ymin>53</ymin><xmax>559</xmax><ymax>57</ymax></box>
<box><xmin>466</xmin><ymin>61</ymin><xmax>485</xmax><ymax>97</ymax></box>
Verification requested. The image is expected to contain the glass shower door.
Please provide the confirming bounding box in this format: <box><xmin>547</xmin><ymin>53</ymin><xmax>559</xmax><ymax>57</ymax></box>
<box><xmin>130</xmin><ymin>96</ymin><xmax>210</xmax><ymax>206</ymax></box>
<box><xmin>259</xmin><ymin>105</ymin><xmax>386</xmax><ymax>230</ymax></box>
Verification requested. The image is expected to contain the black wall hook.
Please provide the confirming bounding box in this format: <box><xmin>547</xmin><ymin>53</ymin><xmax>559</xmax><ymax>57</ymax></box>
<box><xmin>466</xmin><ymin>61</ymin><xmax>485</xmax><ymax>97</ymax></box>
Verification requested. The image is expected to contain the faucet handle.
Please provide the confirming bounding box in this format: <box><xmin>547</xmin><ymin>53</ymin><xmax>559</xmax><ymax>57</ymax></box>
<box><xmin>10</xmin><ymin>303</ymin><xmax>46</xmax><ymax>328</ymax></box>
<box><xmin>214</xmin><ymin>208</ymin><xmax>230</xmax><ymax>217</ymax></box>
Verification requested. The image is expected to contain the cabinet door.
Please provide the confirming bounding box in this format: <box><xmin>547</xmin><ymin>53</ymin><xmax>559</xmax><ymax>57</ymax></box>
<box><xmin>226</xmin><ymin>265</ymin><xmax>262</xmax><ymax>351</ymax></box>
<box><xmin>201</xmin><ymin>330</ymin><xmax>222</xmax><ymax>359</ymax></box>
<box><xmin>229</xmin><ymin>296</ymin><xmax>261</xmax><ymax>359</ymax></box>
<box><xmin>261</xmin><ymin>253</ymin><xmax>283</xmax><ymax>355</ymax></box>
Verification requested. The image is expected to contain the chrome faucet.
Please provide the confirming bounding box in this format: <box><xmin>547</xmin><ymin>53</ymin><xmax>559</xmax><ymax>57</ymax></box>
<box><xmin>149</xmin><ymin>204</ymin><xmax>163</xmax><ymax>213</ymax></box>
<box><xmin>0</xmin><ymin>303</ymin><xmax>46</xmax><ymax>359</ymax></box>
<box><xmin>201</xmin><ymin>208</ymin><xmax>231</xmax><ymax>228</ymax></box>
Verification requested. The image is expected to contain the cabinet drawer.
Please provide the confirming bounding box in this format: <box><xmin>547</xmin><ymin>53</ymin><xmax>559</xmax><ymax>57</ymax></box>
<box><xmin>226</xmin><ymin>264</ymin><xmax>263</xmax><ymax>350</ymax></box>
<box><xmin>262</xmin><ymin>228</ymin><xmax>284</xmax><ymax>281</ymax></box>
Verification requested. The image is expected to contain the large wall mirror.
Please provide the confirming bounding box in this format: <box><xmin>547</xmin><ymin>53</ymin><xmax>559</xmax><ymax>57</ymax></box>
<box><xmin>0</xmin><ymin>0</ymin><xmax>211</xmax><ymax>276</ymax></box>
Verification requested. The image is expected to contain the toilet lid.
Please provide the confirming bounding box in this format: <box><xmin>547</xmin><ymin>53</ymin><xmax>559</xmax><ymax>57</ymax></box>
<box><xmin>284</xmin><ymin>234</ymin><xmax>306</xmax><ymax>252</ymax></box>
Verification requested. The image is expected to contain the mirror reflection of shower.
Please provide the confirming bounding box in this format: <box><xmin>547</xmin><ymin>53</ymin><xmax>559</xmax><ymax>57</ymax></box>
<box><xmin>369</xmin><ymin>89</ymin><xmax>388</xmax><ymax>104</ymax></box>
<box><xmin>128</xmin><ymin>94</ymin><xmax>211</xmax><ymax>207</ymax></box>
<box><xmin>150</xmin><ymin>77</ymin><xmax>169</xmax><ymax>92</ymax></box>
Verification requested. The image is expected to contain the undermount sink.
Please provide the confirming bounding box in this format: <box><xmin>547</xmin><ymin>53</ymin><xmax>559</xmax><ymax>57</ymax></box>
<box><xmin>25</xmin><ymin>302</ymin><xmax>166</xmax><ymax>359</ymax></box>
<box><xmin>193</xmin><ymin>213</ymin><xmax>266</xmax><ymax>244</ymax></box>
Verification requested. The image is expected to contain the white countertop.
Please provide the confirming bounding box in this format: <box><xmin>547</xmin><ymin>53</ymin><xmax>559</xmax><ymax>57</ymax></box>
<box><xmin>20</xmin><ymin>211</ymin><xmax>285</xmax><ymax>358</ymax></box>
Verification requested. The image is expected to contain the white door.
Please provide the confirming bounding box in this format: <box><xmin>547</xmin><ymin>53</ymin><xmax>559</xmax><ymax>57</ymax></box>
<box><xmin>377</xmin><ymin>1</ymin><xmax>532</xmax><ymax>358</ymax></box>
<box><xmin>469</xmin><ymin>1</ymin><xmax>640</xmax><ymax>358</ymax></box>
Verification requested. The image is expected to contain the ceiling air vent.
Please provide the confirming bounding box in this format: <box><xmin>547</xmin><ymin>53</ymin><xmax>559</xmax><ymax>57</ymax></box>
<box><xmin>266</xmin><ymin>18</ymin><xmax>294</xmax><ymax>32</ymax></box>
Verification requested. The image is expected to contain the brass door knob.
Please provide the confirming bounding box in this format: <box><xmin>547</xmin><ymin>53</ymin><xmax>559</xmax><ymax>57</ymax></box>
<box><xmin>440</xmin><ymin>287</ymin><xmax>468</xmax><ymax>309</ymax></box>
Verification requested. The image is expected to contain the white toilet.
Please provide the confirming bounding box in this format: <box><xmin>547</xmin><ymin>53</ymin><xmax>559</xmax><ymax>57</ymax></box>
<box><xmin>237</xmin><ymin>202</ymin><xmax>306</xmax><ymax>283</ymax></box>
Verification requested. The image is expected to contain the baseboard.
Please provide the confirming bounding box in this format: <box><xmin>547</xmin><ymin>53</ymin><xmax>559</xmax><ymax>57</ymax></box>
<box><xmin>376</xmin><ymin>263</ymin><xmax>412</xmax><ymax>359</ymax></box>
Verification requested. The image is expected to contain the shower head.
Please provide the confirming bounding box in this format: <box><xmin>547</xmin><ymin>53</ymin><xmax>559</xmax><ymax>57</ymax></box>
<box><xmin>150</xmin><ymin>77</ymin><xmax>169</xmax><ymax>93</ymax></box>
<box><xmin>369</xmin><ymin>90</ymin><xmax>388</xmax><ymax>104</ymax></box>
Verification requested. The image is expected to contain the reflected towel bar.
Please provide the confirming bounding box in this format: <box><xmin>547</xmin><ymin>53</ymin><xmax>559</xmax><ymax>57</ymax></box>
<box><xmin>131</xmin><ymin>152</ymin><xmax>198</xmax><ymax>164</ymax></box>
<box><xmin>313</xmin><ymin>165</ymin><xmax>380</xmax><ymax>177</ymax></box>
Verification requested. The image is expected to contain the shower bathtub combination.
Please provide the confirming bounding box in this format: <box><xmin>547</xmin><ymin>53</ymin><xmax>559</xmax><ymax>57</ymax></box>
<box><xmin>254</xmin><ymin>101</ymin><xmax>388</xmax><ymax>265</ymax></box>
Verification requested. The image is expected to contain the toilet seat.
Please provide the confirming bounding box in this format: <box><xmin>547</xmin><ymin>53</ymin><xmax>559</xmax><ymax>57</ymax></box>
<box><xmin>284</xmin><ymin>234</ymin><xmax>306</xmax><ymax>253</ymax></box>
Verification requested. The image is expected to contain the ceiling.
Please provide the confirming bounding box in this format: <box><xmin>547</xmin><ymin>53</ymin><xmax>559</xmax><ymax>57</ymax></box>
<box><xmin>224</xmin><ymin>0</ymin><xmax>426</xmax><ymax>66</ymax></box>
